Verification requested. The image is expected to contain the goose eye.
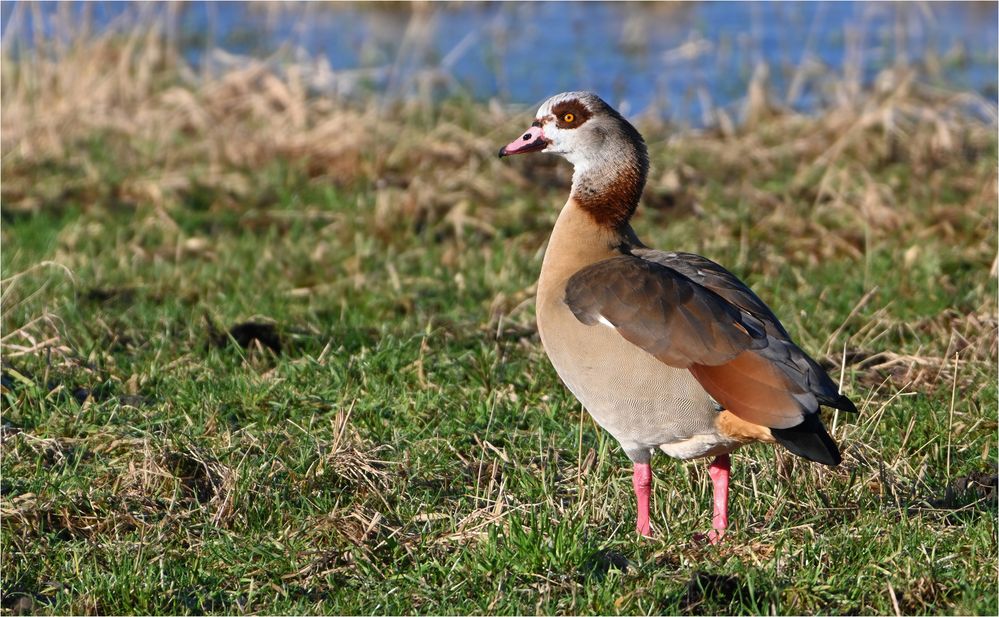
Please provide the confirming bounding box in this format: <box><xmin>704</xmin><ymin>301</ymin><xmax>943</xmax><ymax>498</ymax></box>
<box><xmin>563</xmin><ymin>113</ymin><xmax>575</xmax><ymax>123</ymax></box>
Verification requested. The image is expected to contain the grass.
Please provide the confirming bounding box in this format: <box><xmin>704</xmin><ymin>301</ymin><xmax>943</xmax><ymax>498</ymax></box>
<box><xmin>2</xmin><ymin>11</ymin><xmax>998</xmax><ymax>617</ymax></box>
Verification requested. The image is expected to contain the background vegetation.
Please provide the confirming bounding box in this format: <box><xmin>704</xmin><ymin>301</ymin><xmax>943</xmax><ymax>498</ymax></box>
<box><xmin>2</xmin><ymin>4</ymin><xmax>996</xmax><ymax>615</ymax></box>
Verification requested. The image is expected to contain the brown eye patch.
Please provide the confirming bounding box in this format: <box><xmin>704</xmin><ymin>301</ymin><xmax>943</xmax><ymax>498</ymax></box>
<box><xmin>552</xmin><ymin>100</ymin><xmax>592</xmax><ymax>129</ymax></box>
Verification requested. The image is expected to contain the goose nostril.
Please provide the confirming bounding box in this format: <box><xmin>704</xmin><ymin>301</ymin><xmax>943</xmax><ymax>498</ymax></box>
<box><xmin>523</xmin><ymin>134</ymin><xmax>531</xmax><ymax>141</ymax></box>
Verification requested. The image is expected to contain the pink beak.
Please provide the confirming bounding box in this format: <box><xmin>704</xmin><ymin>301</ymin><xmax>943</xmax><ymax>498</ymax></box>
<box><xmin>498</xmin><ymin>124</ymin><xmax>547</xmax><ymax>157</ymax></box>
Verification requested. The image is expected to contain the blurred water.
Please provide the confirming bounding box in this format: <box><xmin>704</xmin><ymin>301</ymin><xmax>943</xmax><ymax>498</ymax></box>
<box><xmin>3</xmin><ymin>1</ymin><xmax>996</xmax><ymax>123</ymax></box>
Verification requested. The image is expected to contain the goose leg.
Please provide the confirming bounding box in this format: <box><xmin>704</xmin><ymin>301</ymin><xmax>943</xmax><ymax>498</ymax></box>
<box><xmin>707</xmin><ymin>454</ymin><xmax>730</xmax><ymax>543</ymax></box>
<box><xmin>632</xmin><ymin>462</ymin><xmax>653</xmax><ymax>536</ymax></box>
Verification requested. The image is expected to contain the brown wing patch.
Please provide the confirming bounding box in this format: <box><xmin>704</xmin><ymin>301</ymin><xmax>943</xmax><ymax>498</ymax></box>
<box><xmin>635</xmin><ymin>249</ymin><xmax>791</xmax><ymax>338</ymax></box>
<box><xmin>565</xmin><ymin>256</ymin><xmax>768</xmax><ymax>368</ymax></box>
<box><xmin>690</xmin><ymin>351</ymin><xmax>804</xmax><ymax>429</ymax></box>
<box><xmin>551</xmin><ymin>99</ymin><xmax>593</xmax><ymax>129</ymax></box>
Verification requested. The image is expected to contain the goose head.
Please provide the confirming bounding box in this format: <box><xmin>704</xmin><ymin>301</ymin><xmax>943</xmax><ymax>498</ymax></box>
<box><xmin>499</xmin><ymin>91</ymin><xmax>649</xmax><ymax>228</ymax></box>
<box><xmin>499</xmin><ymin>92</ymin><xmax>645</xmax><ymax>166</ymax></box>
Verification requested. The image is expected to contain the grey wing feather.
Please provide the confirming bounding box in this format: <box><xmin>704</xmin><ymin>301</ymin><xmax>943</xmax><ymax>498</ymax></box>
<box><xmin>634</xmin><ymin>249</ymin><xmax>856</xmax><ymax>413</ymax></box>
<box><xmin>564</xmin><ymin>255</ymin><xmax>769</xmax><ymax>368</ymax></box>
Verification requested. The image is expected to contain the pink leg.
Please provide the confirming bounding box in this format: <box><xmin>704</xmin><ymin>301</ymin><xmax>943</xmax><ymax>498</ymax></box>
<box><xmin>632</xmin><ymin>463</ymin><xmax>653</xmax><ymax>537</ymax></box>
<box><xmin>707</xmin><ymin>454</ymin><xmax>730</xmax><ymax>544</ymax></box>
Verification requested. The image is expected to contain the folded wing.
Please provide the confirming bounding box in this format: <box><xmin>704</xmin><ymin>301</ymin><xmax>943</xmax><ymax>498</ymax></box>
<box><xmin>564</xmin><ymin>255</ymin><xmax>769</xmax><ymax>368</ymax></box>
<box><xmin>635</xmin><ymin>250</ymin><xmax>856</xmax><ymax>414</ymax></box>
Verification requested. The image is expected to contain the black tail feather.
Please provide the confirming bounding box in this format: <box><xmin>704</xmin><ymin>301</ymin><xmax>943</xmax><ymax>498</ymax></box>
<box><xmin>771</xmin><ymin>414</ymin><xmax>842</xmax><ymax>466</ymax></box>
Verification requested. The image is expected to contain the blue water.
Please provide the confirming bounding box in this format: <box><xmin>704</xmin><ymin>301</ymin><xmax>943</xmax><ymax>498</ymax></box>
<box><xmin>3</xmin><ymin>1</ymin><xmax>996</xmax><ymax>124</ymax></box>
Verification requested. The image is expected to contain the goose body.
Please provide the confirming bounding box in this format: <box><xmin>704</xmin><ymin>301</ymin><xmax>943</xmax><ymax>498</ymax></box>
<box><xmin>500</xmin><ymin>92</ymin><xmax>856</xmax><ymax>539</ymax></box>
<box><xmin>536</xmin><ymin>200</ymin><xmax>740</xmax><ymax>462</ymax></box>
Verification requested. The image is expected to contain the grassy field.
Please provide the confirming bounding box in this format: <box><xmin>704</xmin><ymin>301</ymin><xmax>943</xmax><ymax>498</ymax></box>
<box><xmin>2</xmin><ymin>19</ymin><xmax>998</xmax><ymax>616</ymax></box>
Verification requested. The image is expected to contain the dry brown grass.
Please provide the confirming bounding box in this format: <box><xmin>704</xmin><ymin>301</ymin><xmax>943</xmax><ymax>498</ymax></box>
<box><xmin>4</xmin><ymin>9</ymin><xmax>994</xmax><ymax>256</ymax></box>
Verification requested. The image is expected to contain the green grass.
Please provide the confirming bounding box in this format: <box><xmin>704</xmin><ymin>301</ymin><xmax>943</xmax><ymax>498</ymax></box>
<box><xmin>3</xmin><ymin>63</ymin><xmax>998</xmax><ymax>615</ymax></box>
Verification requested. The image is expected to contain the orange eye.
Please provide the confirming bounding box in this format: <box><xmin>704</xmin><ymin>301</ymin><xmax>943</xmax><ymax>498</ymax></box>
<box><xmin>563</xmin><ymin>113</ymin><xmax>575</xmax><ymax>122</ymax></box>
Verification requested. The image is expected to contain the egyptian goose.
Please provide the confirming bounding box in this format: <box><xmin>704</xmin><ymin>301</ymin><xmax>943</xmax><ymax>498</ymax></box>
<box><xmin>499</xmin><ymin>92</ymin><xmax>856</xmax><ymax>540</ymax></box>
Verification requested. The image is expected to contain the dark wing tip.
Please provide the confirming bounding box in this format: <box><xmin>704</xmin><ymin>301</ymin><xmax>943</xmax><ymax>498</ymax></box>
<box><xmin>833</xmin><ymin>393</ymin><xmax>858</xmax><ymax>414</ymax></box>
<box><xmin>819</xmin><ymin>392</ymin><xmax>858</xmax><ymax>414</ymax></box>
<box><xmin>771</xmin><ymin>414</ymin><xmax>842</xmax><ymax>466</ymax></box>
